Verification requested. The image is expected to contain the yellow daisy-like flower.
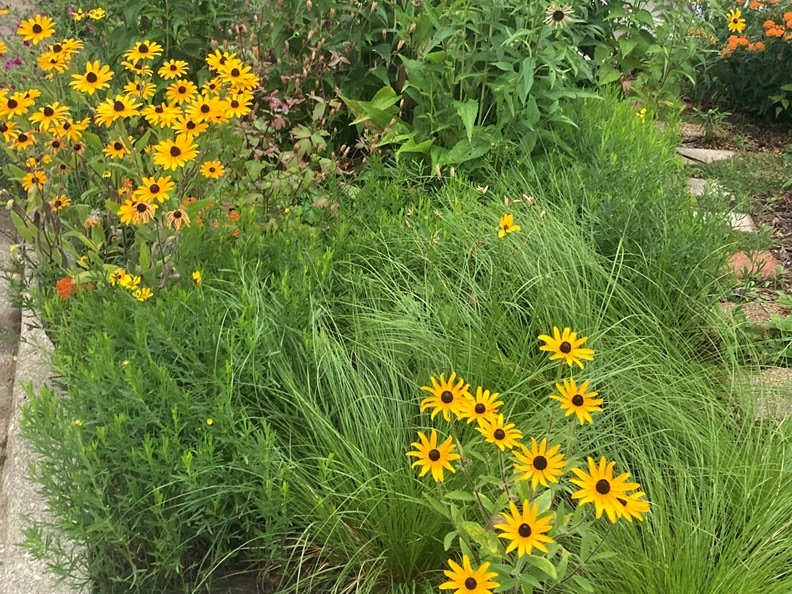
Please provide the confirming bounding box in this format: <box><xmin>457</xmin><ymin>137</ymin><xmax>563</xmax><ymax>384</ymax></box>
<box><xmin>60</xmin><ymin>38</ymin><xmax>84</xmax><ymax>56</ymax></box>
<box><xmin>103</xmin><ymin>138</ymin><xmax>131</xmax><ymax>159</ymax></box>
<box><xmin>217</xmin><ymin>59</ymin><xmax>260</xmax><ymax>92</ymax></box>
<box><xmin>537</xmin><ymin>326</ymin><xmax>594</xmax><ymax>369</ymax></box>
<box><xmin>17</xmin><ymin>14</ymin><xmax>56</xmax><ymax>45</ymax></box>
<box><xmin>152</xmin><ymin>135</ymin><xmax>199</xmax><ymax>170</ymax></box>
<box><xmin>406</xmin><ymin>429</ymin><xmax>461</xmax><ymax>482</ymax></box>
<box><xmin>123</xmin><ymin>79</ymin><xmax>157</xmax><ymax>100</ymax></box>
<box><xmin>171</xmin><ymin>114</ymin><xmax>208</xmax><ymax>138</ymax></box>
<box><xmin>498</xmin><ymin>213</ymin><xmax>521</xmax><ymax>238</ymax></box>
<box><xmin>570</xmin><ymin>457</ymin><xmax>642</xmax><ymax>523</ymax></box>
<box><xmin>72</xmin><ymin>8</ymin><xmax>85</xmax><ymax>20</ymax></box>
<box><xmin>206</xmin><ymin>418</ymin><xmax>213</xmax><ymax>425</ymax></box>
<box><xmin>186</xmin><ymin>96</ymin><xmax>219</xmax><ymax>123</ymax></box>
<box><xmin>513</xmin><ymin>437</ymin><xmax>566</xmax><ymax>490</ymax></box>
<box><xmin>727</xmin><ymin>8</ymin><xmax>746</xmax><ymax>33</ymax></box>
<box><xmin>615</xmin><ymin>491</ymin><xmax>651</xmax><ymax>522</ymax></box>
<box><xmin>419</xmin><ymin>371</ymin><xmax>470</xmax><ymax>421</ymax></box>
<box><xmin>21</xmin><ymin>171</ymin><xmax>47</xmax><ymax>191</ymax></box>
<box><xmin>226</xmin><ymin>92</ymin><xmax>253</xmax><ymax>118</ymax></box>
<box><xmin>55</xmin><ymin>117</ymin><xmax>89</xmax><ymax>142</ymax></box>
<box><xmin>29</xmin><ymin>102</ymin><xmax>70</xmax><ymax>132</ymax></box>
<box><xmin>0</xmin><ymin>41</ymin><xmax>6</xmax><ymax>55</ymax></box>
<box><xmin>124</xmin><ymin>40</ymin><xmax>164</xmax><ymax>61</ymax></box>
<box><xmin>200</xmin><ymin>160</ymin><xmax>224</xmax><ymax>179</ymax></box>
<box><xmin>141</xmin><ymin>102</ymin><xmax>182</xmax><ymax>128</ymax></box>
<box><xmin>458</xmin><ymin>386</ymin><xmax>503</xmax><ymax>426</ymax></box>
<box><xmin>49</xmin><ymin>194</ymin><xmax>71</xmax><ymax>212</ymax></box>
<box><xmin>108</xmin><ymin>268</ymin><xmax>126</xmax><ymax>285</ymax></box>
<box><xmin>477</xmin><ymin>413</ymin><xmax>522</xmax><ymax>451</ymax></box>
<box><xmin>117</xmin><ymin>198</ymin><xmax>157</xmax><ymax>225</ymax></box>
<box><xmin>133</xmin><ymin>176</ymin><xmax>175</xmax><ymax>203</ymax></box>
<box><xmin>0</xmin><ymin>120</ymin><xmax>16</xmax><ymax>142</ymax></box>
<box><xmin>47</xmin><ymin>137</ymin><xmax>64</xmax><ymax>152</ymax></box>
<box><xmin>0</xmin><ymin>91</ymin><xmax>36</xmax><ymax>118</ymax></box>
<box><xmin>158</xmin><ymin>59</ymin><xmax>188</xmax><ymax>80</ymax></box>
<box><xmin>550</xmin><ymin>378</ymin><xmax>602</xmax><ymax>425</ymax></box>
<box><xmin>494</xmin><ymin>500</ymin><xmax>554</xmax><ymax>557</ymax></box>
<box><xmin>166</xmin><ymin>208</ymin><xmax>190</xmax><ymax>230</ymax></box>
<box><xmin>165</xmin><ymin>79</ymin><xmax>198</xmax><ymax>105</ymax></box>
<box><xmin>94</xmin><ymin>95</ymin><xmax>141</xmax><ymax>127</ymax></box>
<box><xmin>202</xmin><ymin>76</ymin><xmax>224</xmax><ymax>96</ymax></box>
<box><xmin>133</xmin><ymin>287</ymin><xmax>153</xmax><ymax>302</ymax></box>
<box><xmin>121</xmin><ymin>60</ymin><xmax>153</xmax><ymax>77</ymax></box>
<box><xmin>206</xmin><ymin>50</ymin><xmax>237</xmax><ymax>71</ymax></box>
<box><xmin>544</xmin><ymin>4</ymin><xmax>574</xmax><ymax>28</ymax></box>
<box><xmin>636</xmin><ymin>107</ymin><xmax>647</xmax><ymax>122</ymax></box>
<box><xmin>191</xmin><ymin>270</ymin><xmax>202</xmax><ymax>285</ymax></box>
<box><xmin>118</xmin><ymin>274</ymin><xmax>141</xmax><ymax>290</ymax></box>
<box><xmin>37</xmin><ymin>51</ymin><xmax>69</xmax><ymax>73</ymax></box>
<box><xmin>439</xmin><ymin>555</ymin><xmax>499</xmax><ymax>594</ymax></box>
<box><xmin>87</xmin><ymin>7</ymin><xmax>106</xmax><ymax>20</ymax></box>
<box><xmin>71</xmin><ymin>61</ymin><xmax>113</xmax><ymax>95</ymax></box>
<box><xmin>10</xmin><ymin>130</ymin><xmax>36</xmax><ymax>150</ymax></box>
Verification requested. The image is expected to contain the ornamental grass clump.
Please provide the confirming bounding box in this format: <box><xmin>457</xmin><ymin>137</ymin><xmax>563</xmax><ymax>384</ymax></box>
<box><xmin>1</xmin><ymin>11</ymin><xmax>255</xmax><ymax>298</ymax></box>
<box><xmin>409</xmin><ymin>329</ymin><xmax>649</xmax><ymax>593</ymax></box>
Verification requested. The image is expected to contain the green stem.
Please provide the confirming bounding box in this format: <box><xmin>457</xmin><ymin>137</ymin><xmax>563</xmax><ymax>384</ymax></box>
<box><xmin>545</xmin><ymin>522</ymin><xmax>614</xmax><ymax>594</ymax></box>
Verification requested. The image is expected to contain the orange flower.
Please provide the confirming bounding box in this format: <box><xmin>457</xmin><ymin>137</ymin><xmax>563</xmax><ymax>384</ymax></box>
<box><xmin>56</xmin><ymin>276</ymin><xmax>75</xmax><ymax>300</ymax></box>
<box><xmin>749</xmin><ymin>40</ymin><xmax>767</xmax><ymax>51</ymax></box>
<box><xmin>763</xmin><ymin>19</ymin><xmax>777</xmax><ymax>29</ymax></box>
<box><xmin>784</xmin><ymin>12</ymin><xmax>792</xmax><ymax>27</ymax></box>
<box><xmin>748</xmin><ymin>0</ymin><xmax>763</xmax><ymax>8</ymax></box>
<box><xmin>767</xmin><ymin>25</ymin><xmax>786</xmax><ymax>37</ymax></box>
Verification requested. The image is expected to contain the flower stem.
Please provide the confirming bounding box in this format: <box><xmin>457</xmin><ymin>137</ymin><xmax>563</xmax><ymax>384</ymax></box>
<box><xmin>546</xmin><ymin>521</ymin><xmax>614</xmax><ymax>594</ymax></box>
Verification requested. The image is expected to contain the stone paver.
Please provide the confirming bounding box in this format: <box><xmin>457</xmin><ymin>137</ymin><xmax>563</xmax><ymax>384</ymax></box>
<box><xmin>677</xmin><ymin>147</ymin><xmax>736</xmax><ymax>165</ymax></box>
<box><xmin>728</xmin><ymin>250</ymin><xmax>783</xmax><ymax>280</ymax></box>
<box><xmin>752</xmin><ymin>367</ymin><xmax>792</xmax><ymax>421</ymax></box>
<box><xmin>730</xmin><ymin>212</ymin><xmax>757</xmax><ymax>232</ymax></box>
<box><xmin>721</xmin><ymin>300</ymin><xmax>789</xmax><ymax>325</ymax></box>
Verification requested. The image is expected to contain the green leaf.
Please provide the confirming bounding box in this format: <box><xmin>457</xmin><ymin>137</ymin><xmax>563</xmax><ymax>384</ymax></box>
<box><xmin>534</xmin><ymin>489</ymin><xmax>553</xmax><ymax>514</ymax></box>
<box><xmin>599</xmin><ymin>65</ymin><xmax>622</xmax><ymax>86</ymax></box>
<box><xmin>519</xmin><ymin>57</ymin><xmax>535</xmax><ymax>104</ymax></box>
<box><xmin>10</xmin><ymin>211</ymin><xmax>36</xmax><ymax>242</ymax></box>
<box><xmin>454</xmin><ymin>100</ymin><xmax>479</xmax><ymax>142</ymax></box>
<box><xmin>443</xmin><ymin>530</ymin><xmax>458</xmax><ymax>551</ymax></box>
<box><xmin>524</xmin><ymin>554</ymin><xmax>557</xmax><ymax>579</ymax></box>
<box><xmin>445</xmin><ymin>490</ymin><xmax>476</xmax><ymax>502</ymax></box>
<box><xmin>618</xmin><ymin>38</ymin><xmax>638</xmax><ymax>58</ymax></box>
<box><xmin>440</xmin><ymin>137</ymin><xmax>491</xmax><ymax>165</ymax></box>
<box><xmin>138</xmin><ymin>239</ymin><xmax>151</xmax><ymax>274</ymax></box>
<box><xmin>422</xmin><ymin>492</ymin><xmax>448</xmax><ymax>518</ymax></box>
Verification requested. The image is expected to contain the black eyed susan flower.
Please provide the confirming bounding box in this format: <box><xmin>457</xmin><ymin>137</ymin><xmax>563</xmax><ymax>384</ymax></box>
<box><xmin>218</xmin><ymin>59</ymin><xmax>260</xmax><ymax>92</ymax></box>
<box><xmin>118</xmin><ymin>274</ymin><xmax>141</xmax><ymax>290</ymax></box>
<box><xmin>226</xmin><ymin>92</ymin><xmax>253</xmax><ymax>118</ymax></box>
<box><xmin>459</xmin><ymin>386</ymin><xmax>503</xmax><ymax>426</ymax></box>
<box><xmin>29</xmin><ymin>102</ymin><xmax>69</xmax><ymax>132</ymax></box>
<box><xmin>171</xmin><ymin>115</ymin><xmax>208</xmax><ymax>138</ymax></box>
<box><xmin>21</xmin><ymin>171</ymin><xmax>47</xmax><ymax>191</ymax></box>
<box><xmin>186</xmin><ymin>96</ymin><xmax>221</xmax><ymax>123</ymax></box>
<box><xmin>158</xmin><ymin>59</ymin><xmax>188</xmax><ymax>80</ymax></box>
<box><xmin>494</xmin><ymin>500</ymin><xmax>554</xmax><ymax>556</ymax></box>
<box><xmin>538</xmin><ymin>326</ymin><xmax>594</xmax><ymax>369</ymax></box>
<box><xmin>615</xmin><ymin>491</ymin><xmax>651</xmax><ymax>522</ymax></box>
<box><xmin>141</xmin><ymin>102</ymin><xmax>181</xmax><ymax>128</ymax></box>
<box><xmin>166</xmin><ymin>80</ymin><xmax>198</xmax><ymax>105</ymax></box>
<box><xmin>10</xmin><ymin>130</ymin><xmax>36</xmax><ymax>150</ymax></box>
<box><xmin>95</xmin><ymin>95</ymin><xmax>141</xmax><ymax>127</ymax></box>
<box><xmin>513</xmin><ymin>437</ymin><xmax>566</xmax><ymax>489</ymax></box>
<box><xmin>71</xmin><ymin>141</ymin><xmax>85</xmax><ymax>156</ymax></box>
<box><xmin>498</xmin><ymin>213</ymin><xmax>520</xmax><ymax>238</ymax></box>
<box><xmin>570</xmin><ymin>456</ymin><xmax>641</xmax><ymax>523</ymax></box>
<box><xmin>439</xmin><ymin>555</ymin><xmax>499</xmax><ymax>594</ymax></box>
<box><xmin>49</xmin><ymin>194</ymin><xmax>71</xmax><ymax>212</ymax></box>
<box><xmin>406</xmin><ymin>429</ymin><xmax>461</xmax><ymax>482</ymax></box>
<box><xmin>419</xmin><ymin>371</ymin><xmax>470</xmax><ymax>421</ymax></box>
<box><xmin>59</xmin><ymin>38</ymin><xmax>84</xmax><ymax>57</ymax></box>
<box><xmin>152</xmin><ymin>135</ymin><xmax>199</xmax><ymax>170</ymax></box>
<box><xmin>477</xmin><ymin>413</ymin><xmax>522</xmax><ymax>451</ymax></box>
<box><xmin>124</xmin><ymin>40</ymin><xmax>164</xmax><ymax>61</ymax></box>
<box><xmin>103</xmin><ymin>138</ymin><xmax>131</xmax><ymax>159</ymax></box>
<box><xmin>191</xmin><ymin>270</ymin><xmax>202</xmax><ymax>285</ymax></box>
<box><xmin>123</xmin><ymin>80</ymin><xmax>157</xmax><ymax>100</ymax></box>
<box><xmin>133</xmin><ymin>175</ymin><xmax>174</xmax><ymax>203</ymax></box>
<box><xmin>166</xmin><ymin>208</ymin><xmax>190</xmax><ymax>230</ymax></box>
<box><xmin>200</xmin><ymin>160</ymin><xmax>225</xmax><ymax>179</ymax></box>
<box><xmin>0</xmin><ymin>120</ymin><xmax>16</xmax><ymax>142</ymax></box>
<box><xmin>0</xmin><ymin>91</ymin><xmax>35</xmax><ymax>119</ymax></box>
<box><xmin>550</xmin><ymin>378</ymin><xmax>602</xmax><ymax>425</ymax></box>
<box><xmin>206</xmin><ymin>49</ymin><xmax>238</xmax><ymax>71</ymax></box>
<box><xmin>108</xmin><ymin>268</ymin><xmax>126</xmax><ymax>285</ymax></box>
<box><xmin>71</xmin><ymin>61</ymin><xmax>113</xmax><ymax>94</ymax></box>
<box><xmin>117</xmin><ymin>198</ymin><xmax>157</xmax><ymax>225</ymax></box>
<box><xmin>202</xmin><ymin>76</ymin><xmax>224</xmax><ymax>95</ymax></box>
<box><xmin>544</xmin><ymin>4</ymin><xmax>574</xmax><ymax>28</ymax></box>
<box><xmin>121</xmin><ymin>59</ymin><xmax>153</xmax><ymax>77</ymax></box>
<box><xmin>56</xmin><ymin>117</ymin><xmax>90</xmax><ymax>142</ymax></box>
<box><xmin>37</xmin><ymin>51</ymin><xmax>69</xmax><ymax>73</ymax></box>
<box><xmin>727</xmin><ymin>8</ymin><xmax>746</xmax><ymax>33</ymax></box>
<box><xmin>17</xmin><ymin>14</ymin><xmax>55</xmax><ymax>44</ymax></box>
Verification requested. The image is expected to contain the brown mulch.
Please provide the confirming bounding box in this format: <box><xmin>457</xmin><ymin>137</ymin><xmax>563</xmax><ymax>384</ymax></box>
<box><xmin>752</xmin><ymin>190</ymin><xmax>792</xmax><ymax>277</ymax></box>
<box><xmin>680</xmin><ymin>112</ymin><xmax>792</xmax><ymax>153</ymax></box>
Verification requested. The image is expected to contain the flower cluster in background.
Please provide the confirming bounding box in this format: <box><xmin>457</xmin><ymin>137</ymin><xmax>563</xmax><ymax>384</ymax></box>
<box><xmin>407</xmin><ymin>329</ymin><xmax>649</xmax><ymax>593</ymax></box>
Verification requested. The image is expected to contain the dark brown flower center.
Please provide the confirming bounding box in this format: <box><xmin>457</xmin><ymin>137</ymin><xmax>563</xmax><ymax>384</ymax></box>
<box><xmin>113</xmin><ymin>100</ymin><xmax>125</xmax><ymax>112</ymax></box>
<box><xmin>219</xmin><ymin>56</ymin><xmax>227</xmax><ymax>65</ymax></box>
<box><xmin>559</xmin><ymin>341</ymin><xmax>572</xmax><ymax>353</ymax></box>
<box><xmin>43</xmin><ymin>106</ymin><xmax>54</xmax><ymax>117</ymax></box>
<box><xmin>178</xmin><ymin>85</ymin><xmax>186</xmax><ymax>94</ymax></box>
<box><xmin>169</xmin><ymin>146</ymin><xmax>181</xmax><ymax>157</ymax></box>
<box><xmin>170</xmin><ymin>64</ymin><xmax>177</xmax><ymax>71</ymax></box>
<box><xmin>464</xmin><ymin>577</ymin><xmax>477</xmax><ymax>591</ymax></box>
<box><xmin>52</xmin><ymin>140</ymin><xmax>61</xmax><ymax>148</ymax></box>
<box><xmin>230</xmin><ymin>67</ymin><xmax>240</xmax><ymax>77</ymax></box>
<box><xmin>62</xmin><ymin>122</ymin><xmax>71</xmax><ymax>130</ymax></box>
<box><xmin>86</xmin><ymin>71</ymin><xmax>98</xmax><ymax>83</ymax></box>
<box><xmin>31</xmin><ymin>176</ymin><xmax>39</xmax><ymax>184</ymax></box>
<box><xmin>32</xmin><ymin>23</ymin><xmax>43</xmax><ymax>33</ymax></box>
<box><xmin>7</xmin><ymin>99</ymin><xmax>18</xmax><ymax>109</ymax></box>
<box><xmin>440</xmin><ymin>390</ymin><xmax>453</xmax><ymax>404</ymax></box>
<box><xmin>503</xmin><ymin>223</ymin><xmax>510</xmax><ymax>231</ymax></box>
<box><xmin>52</xmin><ymin>43</ymin><xmax>62</xmax><ymax>52</ymax></box>
<box><xmin>571</xmin><ymin>394</ymin><xmax>584</xmax><ymax>406</ymax></box>
<box><xmin>494</xmin><ymin>428</ymin><xmax>506</xmax><ymax>440</ymax></box>
<box><xmin>428</xmin><ymin>448</ymin><xmax>440</xmax><ymax>462</ymax></box>
<box><xmin>139</xmin><ymin>43</ymin><xmax>149</xmax><ymax>53</ymax></box>
<box><xmin>533</xmin><ymin>455</ymin><xmax>548</xmax><ymax>470</ymax></box>
<box><xmin>73</xmin><ymin>143</ymin><xmax>82</xmax><ymax>152</ymax></box>
<box><xmin>135</xmin><ymin>203</ymin><xmax>148</xmax><ymax>213</ymax></box>
<box><xmin>474</xmin><ymin>403</ymin><xmax>486</xmax><ymax>414</ymax></box>
<box><xmin>173</xmin><ymin>210</ymin><xmax>182</xmax><ymax>218</ymax></box>
<box><xmin>518</xmin><ymin>523</ymin><xmax>532</xmax><ymax>538</ymax></box>
<box><xmin>17</xmin><ymin>133</ymin><xmax>28</xmax><ymax>142</ymax></box>
<box><xmin>553</xmin><ymin>10</ymin><xmax>565</xmax><ymax>21</ymax></box>
<box><xmin>231</xmin><ymin>100</ymin><xmax>240</xmax><ymax>108</ymax></box>
<box><xmin>155</xmin><ymin>105</ymin><xmax>164</xmax><ymax>113</ymax></box>
<box><xmin>617</xmin><ymin>497</ymin><xmax>628</xmax><ymax>506</ymax></box>
<box><xmin>114</xmin><ymin>142</ymin><xmax>123</xmax><ymax>150</ymax></box>
<box><xmin>595</xmin><ymin>479</ymin><xmax>610</xmax><ymax>495</ymax></box>
<box><xmin>54</xmin><ymin>200</ymin><xmax>62</xmax><ymax>207</ymax></box>
<box><xmin>209</xmin><ymin>167</ymin><xmax>215</xmax><ymax>173</ymax></box>
<box><xmin>150</xmin><ymin>184</ymin><xmax>160</xmax><ymax>193</ymax></box>
<box><xmin>200</xmin><ymin>104</ymin><xmax>210</xmax><ymax>113</ymax></box>
<box><xmin>0</xmin><ymin>124</ymin><xmax>6</xmax><ymax>133</ymax></box>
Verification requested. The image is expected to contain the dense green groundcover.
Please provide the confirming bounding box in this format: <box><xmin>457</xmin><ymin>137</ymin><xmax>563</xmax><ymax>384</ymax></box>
<box><xmin>19</xmin><ymin>102</ymin><xmax>792</xmax><ymax>594</ymax></box>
